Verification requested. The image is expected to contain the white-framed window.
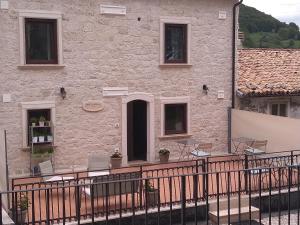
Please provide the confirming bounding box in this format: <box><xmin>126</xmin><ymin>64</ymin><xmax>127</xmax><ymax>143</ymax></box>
<box><xmin>269</xmin><ymin>101</ymin><xmax>289</xmax><ymax>117</ymax></box>
<box><xmin>21</xmin><ymin>101</ymin><xmax>56</xmax><ymax>148</ymax></box>
<box><xmin>160</xmin><ymin>17</ymin><xmax>192</xmax><ymax>66</ymax></box>
<box><xmin>160</xmin><ymin>96</ymin><xmax>191</xmax><ymax>137</ymax></box>
<box><xmin>18</xmin><ymin>10</ymin><xmax>63</xmax><ymax>67</ymax></box>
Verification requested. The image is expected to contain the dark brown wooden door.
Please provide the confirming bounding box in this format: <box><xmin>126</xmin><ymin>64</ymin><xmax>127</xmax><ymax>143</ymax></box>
<box><xmin>127</xmin><ymin>100</ymin><xmax>147</xmax><ymax>161</ymax></box>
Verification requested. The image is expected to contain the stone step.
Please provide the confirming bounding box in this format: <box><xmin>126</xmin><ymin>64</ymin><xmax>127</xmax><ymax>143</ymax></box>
<box><xmin>209</xmin><ymin>206</ymin><xmax>260</xmax><ymax>225</ymax></box>
<box><xmin>209</xmin><ymin>196</ymin><xmax>251</xmax><ymax>211</ymax></box>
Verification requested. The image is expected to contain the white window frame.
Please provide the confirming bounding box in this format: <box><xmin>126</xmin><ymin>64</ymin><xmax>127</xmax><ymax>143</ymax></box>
<box><xmin>160</xmin><ymin>17</ymin><xmax>192</xmax><ymax>66</ymax></box>
<box><xmin>160</xmin><ymin>96</ymin><xmax>191</xmax><ymax>137</ymax></box>
<box><xmin>21</xmin><ymin>101</ymin><xmax>56</xmax><ymax>148</ymax></box>
<box><xmin>18</xmin><ymin>10</ymin><xmax>64</xmax><ymax>67</ymax></box>
<box><xmin>268</xmin><ymin>100</ymin><xmax>290</xmax><ymax>117</ymax></box>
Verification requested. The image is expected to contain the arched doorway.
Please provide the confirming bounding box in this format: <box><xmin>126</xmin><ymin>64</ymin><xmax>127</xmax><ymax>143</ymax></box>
<box><xmin>122</xmin><ymin>93</ymin><xmax>155</xmax><ymax>164</ymax></box>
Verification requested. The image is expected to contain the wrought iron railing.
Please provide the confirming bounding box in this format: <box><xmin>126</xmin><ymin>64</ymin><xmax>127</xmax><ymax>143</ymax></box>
<box><xmin>2</xmin><ymin>165</ymin><xmax>300</xmax><ymax>225</ymax></box>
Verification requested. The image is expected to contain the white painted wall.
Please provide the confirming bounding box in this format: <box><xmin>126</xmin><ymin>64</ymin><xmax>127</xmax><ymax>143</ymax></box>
<box><xmin>232</xmin><ymin>109</ymin><xmax>300</xmax><ymax>153</ymax></box>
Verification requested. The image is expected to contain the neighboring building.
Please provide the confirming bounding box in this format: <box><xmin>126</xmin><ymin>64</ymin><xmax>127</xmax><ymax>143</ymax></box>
<box><xmin>237</xmin><ymin>49</ymin><xmax>300</xmax><ymax>118</ymax></box>
<box><xmin>0</xmin><ymin>0</ymin><xmax>238</xmax><ymax>176</ymax></box>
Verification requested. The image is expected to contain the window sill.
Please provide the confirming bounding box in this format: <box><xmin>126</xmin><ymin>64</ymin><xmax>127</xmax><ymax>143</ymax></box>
<box><xmin>18</xmin><ymin>64</ymin><xmax>65</xmax><ymax>70</ymax></box>
<box><xmin>159</xmin><ymin>63</ymin><xmax>192</xmax><ymax>68</ymax></box>
<box><xmin>158</xmin><ymin>134</ymin><xmax>192</xmax><ymax>140</ymax></box>
<box><xmin>21</xmin><ymin>146</ymin><xmax>57</xmax><ymax>151</ymax></box>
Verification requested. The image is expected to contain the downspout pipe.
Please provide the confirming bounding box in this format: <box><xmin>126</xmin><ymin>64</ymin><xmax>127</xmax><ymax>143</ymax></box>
<box><xmin>229</xmin><ymin>0</ymin><xmax>243</xmax><ymax>153</ymax></box>
<box><xmin>232</xmin><ymin>0</ymin><xmax>243</xmax><ymax>109</ymax></box>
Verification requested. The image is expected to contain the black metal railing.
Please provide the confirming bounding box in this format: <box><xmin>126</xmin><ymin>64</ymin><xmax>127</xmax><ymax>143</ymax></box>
<box><xmin>2</xmin><ymin>165</ymin><xmax>300</xmax><ymax>225</ymax></box>
<box><xmin>11</xmin><ymin>150</ymin><xmax>300</xmax><ymax>191</ymax></box>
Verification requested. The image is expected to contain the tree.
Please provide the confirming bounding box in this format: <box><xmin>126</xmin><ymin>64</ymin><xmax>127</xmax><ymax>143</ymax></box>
<box><xmin>289</xmin><ymin>40</ymin><xmax>295</xmax><ymax>48</ymax></box>
<box><xmin>243</xmin><ymin>36</ymin><xmax>255</xmax><ymax>48</ymax></box>
<box><xmin>278</xmin><ymin>27</ymin><xmax>290</xmax><ymax>40</ymax></box>
<box><xmin>239</xmin><ymin>4</ymin><xmax>300</xmax><ymax>49</ymax></box>
<box><xmin>289</xmin><ymin>22</ymin><xmax>299</xmax><ymax>31</ymax></box>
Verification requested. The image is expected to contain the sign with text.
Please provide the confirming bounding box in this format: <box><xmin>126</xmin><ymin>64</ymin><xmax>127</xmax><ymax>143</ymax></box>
<box><xmin>82</xmin><ymin>100</ymin><xmax>104</xmax><ymax>112</ymax></box>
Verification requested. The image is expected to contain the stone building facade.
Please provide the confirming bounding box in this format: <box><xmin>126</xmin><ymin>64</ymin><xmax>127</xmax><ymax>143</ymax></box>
<box><xmin>0</xmin><ymin>0</ymin><xmax>236</xmax><ymax>176</ymax></box>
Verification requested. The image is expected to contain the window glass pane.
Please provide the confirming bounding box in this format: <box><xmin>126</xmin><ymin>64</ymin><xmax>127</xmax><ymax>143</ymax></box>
<box><xmin>165</xmin><ymin>104</ymin><xmax>187</xmax><ymax>135</ymax></box>
<box><xmin>165</xmin><ymin>24</ymin><xmax>187</xmax><ymax>63</ymax></box>
<box><xmin>279</xmin><ymin>104</ymin><xmax>287</xmax><ymax>117</ymax></box>
<box><xmin>25</xmin><ymin>19</ymin><xmax>57</xmax><ymax>63</ymax></box>
<box><xmin>271</xmin><ymin>104</ymin><xmax>278</xmax><ymax>116</ymax></box>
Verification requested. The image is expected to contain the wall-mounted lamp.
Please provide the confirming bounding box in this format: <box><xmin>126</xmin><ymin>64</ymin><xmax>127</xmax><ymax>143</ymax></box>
<box><xmin>203</xmin><ymin>85</ymin><xmax>209</xmax><ymax>94</ymax></box>
<box><xmin>60</xmin><ymin>87</ymin><xmax>66</xmax><ymax>99</ymax></box>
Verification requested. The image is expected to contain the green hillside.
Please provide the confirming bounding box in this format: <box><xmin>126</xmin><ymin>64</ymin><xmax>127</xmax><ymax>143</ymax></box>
<box><xmin>239</xmin><ymin>4</ymin><xmax>300</xmax><ymax>48</ymax></box>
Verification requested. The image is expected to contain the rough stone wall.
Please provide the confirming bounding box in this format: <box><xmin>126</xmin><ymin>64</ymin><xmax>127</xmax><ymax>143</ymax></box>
<box><xmin>0</xmin><ymin>0</ymin><xmax>234</xmax><ymax>176</ymax></box>
<box><xmin>239</xmin><ymin>97</ymin><xmax>300</xmax><ymax>119</ymax></box>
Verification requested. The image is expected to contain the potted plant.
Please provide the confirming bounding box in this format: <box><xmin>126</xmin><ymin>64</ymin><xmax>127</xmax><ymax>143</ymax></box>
<box><xmin>29</xmin><ymin>117</ymin><xmax>38</xmax><ymax>127</ymax></box>
<box><xmin>37</xmin><ymin>131</ymin><xmax>45</xmax><ymax>143</ymax></box>
<box><xmin>47</xmin><ymin>134</ymin><xmax>53</xmax><ymax>142</ymax></box>
<box><xmin>9</xmin><ymin>193</ymin><xmax>29</xmax><ymax>224</ymax></box>
<box><xmin>145</xmin><ymin>180</ymin><xmax>159</xmax><ymax>207</ymax></box>
<box><xmin>32</xmin><ymin>136</ymin><xmax>38</xmax><ymax>143</ymax></box>
<box><xmin>110</xmin><ymin>150</ymin><xmax>122</xmax><ymax>169</ymax></box>
<box><xmin>39</xmin><ymin>116</ymin><xmax>46</xmax><ymax>127</ymax></box>
<box><xmin>32</xmin><ymin>130</ymin><xmax>38</xmax><ymax>143</ymax></box>
<box><xmin>158</xmin><ymin>148</ymin><xmax>170</xmax><ymax>163</ymax></box>
<box><xmin>33</xmin><ymin>147</ymin><xmax>53</xmax><ymax>155</ymax></box>
<box><xmin>32</xmin><ymin>147</ymin><xmax>53</xmax><ymax>166</ymax></box>
<box><xmin>32</xmin><ymin>132</ymin><xmax>38</xmax><ymax>143</ymax></box>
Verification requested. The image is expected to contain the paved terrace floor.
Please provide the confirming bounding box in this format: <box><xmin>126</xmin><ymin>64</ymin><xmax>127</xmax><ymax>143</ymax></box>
<box><xmin>9</xmin><ymin>154</ymin><xmax>298</xmax><ymax>224</ymax></box>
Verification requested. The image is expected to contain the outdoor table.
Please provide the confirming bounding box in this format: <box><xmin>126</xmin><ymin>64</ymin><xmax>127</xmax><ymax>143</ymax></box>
<box><xmin>81</xmin><ymin>171</ymin><xmax>110</xmax><ymax>186</ymax></box>
<box><xmin>88</xmin><ymin>171</ymin><xmax>110</xmax><ymax>177</ymax></box>
<box><xmin>244</xmin><ymin>147</ymin><xmax>265</xmax><ymax>155</ymax></box>
<box><xmin>175</xmin><ymin>139</ymin><xmax>209</xmax><ymax>161</ymax></box>
<box><xmin>232</xmin><ymin>137</ymin><xmax>256</xmax><ymax>154</ymax></box>
<box><xmin>191</xmin><ymin>150</ymin><xmax>211</xmax><ymax>158</ymax></box>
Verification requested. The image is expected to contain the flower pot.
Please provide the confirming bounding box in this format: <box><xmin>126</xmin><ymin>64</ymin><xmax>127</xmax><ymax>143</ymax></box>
<box><xmin>32</xmin><ymin>137</ymin><xmax>38</xmax><ymax>143</ymax></box>
<box><xmin>159</xmin><ymin>153</ymin><xmax>170</xmax><ymax>163</ymax></box>
<box><xmin>31</xmin><ymin>123</ymin><xmax>36</xmax><ymax>127</ymax></box>
<box><xmin>146</xmin><ymin>189</ymin><xmax>159</xmax><ymax>207</ymax></box>
<box><xmin>38</xmin><ymin>136</ymin><xmax>45</xmax><ymax>143</ymax></box>
<box><xmin>47</xmin><ymin>136</ymin><xmax>53</xmax><ymax>142</ymax></box>
<box><xmin>9</xmin><ymin>208</ymin><xmax>27</xmax><ymax>224</ymax></box>
<box><xmin>39</xmin><ymin>121</ymin><xmax>45</xmax><ymax>127</ymax></box>
<box><xmin>110</xmin><ymin>157</ymin><xmax>122</xmax><ymax>169</ymax></box>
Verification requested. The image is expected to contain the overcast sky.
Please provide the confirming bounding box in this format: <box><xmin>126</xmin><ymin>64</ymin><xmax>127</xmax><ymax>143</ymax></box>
<box><xmin>244</xmin><ymin>0</ymin><xmax>300</xmax><ymax>26</ymax></box>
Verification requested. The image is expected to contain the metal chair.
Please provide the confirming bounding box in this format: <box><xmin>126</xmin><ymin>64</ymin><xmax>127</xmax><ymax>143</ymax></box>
<box><xmin>252</xmin><ymin>140</ymin><xmax>268</xmax><ymax>151</ymax></box>
<box><xmin>87</xmin><ymin>154</ymin><xmax>110</xmax><ymax>177</ymax></box>
<box><xmin>39</xmin><ymin>160</ymin><xmax>74</xmax><ymax>182</ymax></box>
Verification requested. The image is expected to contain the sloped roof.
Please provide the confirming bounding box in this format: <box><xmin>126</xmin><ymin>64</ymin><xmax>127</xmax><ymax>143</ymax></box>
<box><xmin>237</xmin><ymin>49</ymin><xmax>300</xmax><ymax>97</ymax></box>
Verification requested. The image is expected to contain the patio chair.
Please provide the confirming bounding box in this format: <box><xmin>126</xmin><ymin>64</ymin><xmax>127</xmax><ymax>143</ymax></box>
<box><xmin>252</xmin><ymin>140</ymin><xmax>268</xmax><ymax>151</ymax></box>
<box><xmin>245</xmin><ymin>140</ymin><xmax>268</xmax><ymax>167</ymax></box>
<box><xmin>190</xmin><ymin>143</ymin><xmax>212</xmax><ymax>159</ymax></box>
<box><xmin>87</xmin><ymin>154</ymin><xmax>110</xmax><ymax>177</ymax></box>
<box><xmin>39</xmin><ymin>160</ymin><xmax>74</xmax><ymax>183</ymax></box>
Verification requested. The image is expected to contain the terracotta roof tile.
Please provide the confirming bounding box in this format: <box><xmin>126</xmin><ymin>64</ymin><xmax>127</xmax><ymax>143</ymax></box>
<box><xmin>237</xmin><ymin>49</ymin><xmax>300</xmax><ymax>97</ymax></box>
